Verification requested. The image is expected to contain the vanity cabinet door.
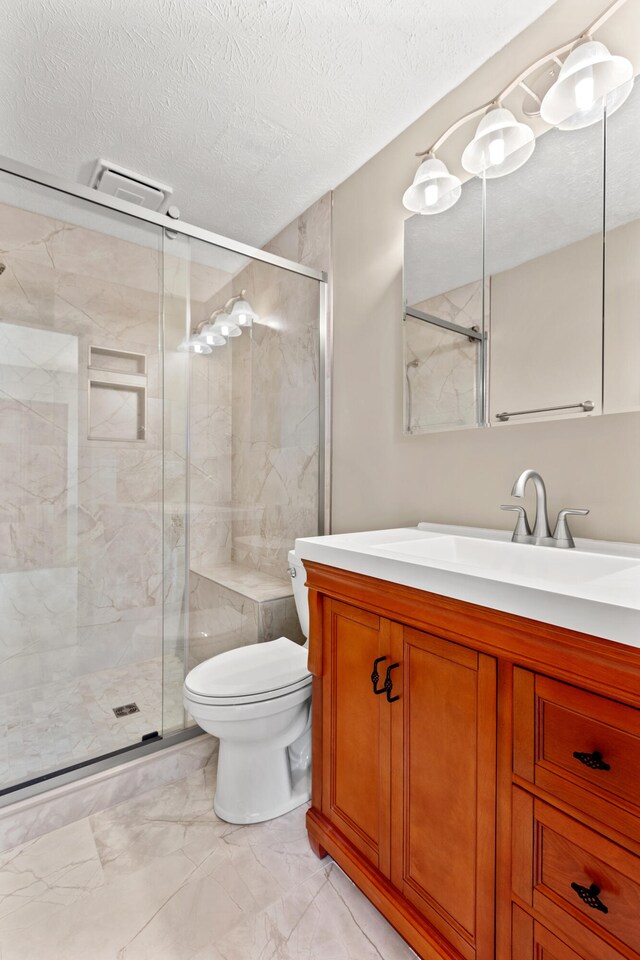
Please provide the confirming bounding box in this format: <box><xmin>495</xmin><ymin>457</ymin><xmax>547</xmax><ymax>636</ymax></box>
<box><xmin>512</xmin><ymin>905</ymin><xmax>593</xmax><ymax>960</ymax></box>
<box><xmin>321</xmin><ymin>599</ymin><xmax>392</xmax><ymax>874</ymax></box>
<box><xmin>390</xmin><ymin>625</ymin><xmax>497</xmax><ymax>960</ymax></box>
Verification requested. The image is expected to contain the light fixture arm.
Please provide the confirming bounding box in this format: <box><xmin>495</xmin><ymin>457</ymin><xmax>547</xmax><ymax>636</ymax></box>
<box><xmin>223</xmin><ymin>289</ymin><xmax>248</xmax><ymax>314</ymax></box>
<box><xmin>194</xmin><ymin>307</ymin><xmax>226</xmax><ymax>336</ymax></box>
<box><xmin>416</xmin><ymin>0</ymin><xmax>629</xmax><ymax>158</ymax></box>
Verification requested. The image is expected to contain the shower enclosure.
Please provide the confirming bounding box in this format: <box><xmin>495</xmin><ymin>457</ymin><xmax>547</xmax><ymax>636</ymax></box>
<box><xmin>0</xmin><ymin>156</ymin><xmax>329</xmax><ymax>800</ymax></box>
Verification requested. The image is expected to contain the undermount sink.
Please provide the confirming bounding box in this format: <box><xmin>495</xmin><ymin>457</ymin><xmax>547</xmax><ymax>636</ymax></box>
<box><xmin>368</xmin><ymin>533</ymin><xmax>640</xmax><ymax>587</ymax></box>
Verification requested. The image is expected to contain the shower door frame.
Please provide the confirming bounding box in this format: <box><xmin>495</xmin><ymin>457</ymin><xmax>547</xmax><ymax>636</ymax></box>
<box><xmin>0</xmin><ymin>153</ymin><xmax>332</xmax><ymax>806</ymax></box>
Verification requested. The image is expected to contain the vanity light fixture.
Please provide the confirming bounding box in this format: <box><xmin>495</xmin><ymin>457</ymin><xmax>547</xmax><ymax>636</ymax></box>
<box><xmin>461</xmin><ymin>106</ymin><xmax>535</xmax><ymax>178</ymax></box>
<box><xmin>540</xmin><ymin>39</ymin><xmax>634</xmax><ymax>130</ymax></box>
<box><xmin>402</xmin><ymin>156</ymin><xmax>462</xmax><ymax>214</ymax></box>
<box><xmin>403</xmin><ymin>0</ymin><xmax>634</xmax><ymax>215</ymax></box>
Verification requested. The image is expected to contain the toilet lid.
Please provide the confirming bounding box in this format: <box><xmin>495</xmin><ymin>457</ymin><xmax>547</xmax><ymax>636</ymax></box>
<box><xmin>184</xmin><ymin>637</ymin><xmax>311</xmax><ymax>701</ymax></box>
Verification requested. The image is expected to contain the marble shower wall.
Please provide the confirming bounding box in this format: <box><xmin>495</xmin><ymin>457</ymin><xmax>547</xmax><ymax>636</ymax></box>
<box><xmin>184</xmin><ymin>195</ymin><xmax>330</xmax><ymax>664</ymax></box>
<box><xmin>228</xmin><ymin>194</ymin><xmax>330</xmax><ymax>580</ymax></box>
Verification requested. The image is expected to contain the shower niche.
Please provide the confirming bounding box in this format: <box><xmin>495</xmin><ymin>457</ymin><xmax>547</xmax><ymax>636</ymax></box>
<box><xmin>87</xmin><ymin>346</ymin><xmax>147</xmax><ymax>441</ymax></box>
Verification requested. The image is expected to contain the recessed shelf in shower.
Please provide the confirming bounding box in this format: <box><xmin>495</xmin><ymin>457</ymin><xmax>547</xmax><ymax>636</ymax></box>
<box><xmin>88</xmin><ymin>346</ymin><xmax>147</xmax><ymax>441</ymax></box>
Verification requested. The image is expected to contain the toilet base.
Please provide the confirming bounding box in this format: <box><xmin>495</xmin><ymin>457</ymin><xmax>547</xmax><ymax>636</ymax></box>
<box><xmin>213</xmin><ymin>734</ymin><xmax>311</xmax><ymax>824</ymax></box>
<box><xmin>213</xmin><ymin>784</ymin><xmax>309</xmax><ymax>824</ymax></box>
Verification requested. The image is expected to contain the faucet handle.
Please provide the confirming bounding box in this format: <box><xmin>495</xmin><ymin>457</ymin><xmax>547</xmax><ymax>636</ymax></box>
<box><xmin>553</xmin><ymin>508</ymin><xmax>590</xmax><ymax>549</ymax></box>
<box><xmin>501</xmin><ymin>504</ymin><xmax>531</xmax><ymax>542</ymax></box>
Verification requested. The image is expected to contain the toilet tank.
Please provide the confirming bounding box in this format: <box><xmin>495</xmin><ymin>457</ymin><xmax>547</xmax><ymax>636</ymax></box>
<box><xmin>287</xmin><ymin>550</ymin><xmax>309</xmax><ymax>640</ymax></box>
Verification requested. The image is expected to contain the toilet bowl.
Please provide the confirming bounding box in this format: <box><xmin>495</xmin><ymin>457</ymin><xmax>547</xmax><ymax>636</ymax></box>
<box><xmin>183</xmin><ymin>550</ymin><xmax>311</xmax><ymax>824</ymax></box>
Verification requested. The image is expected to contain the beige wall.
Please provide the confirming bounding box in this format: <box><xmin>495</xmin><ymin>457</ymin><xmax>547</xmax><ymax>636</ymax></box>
<box><xmin>331</xmin><ymin>0</ymin><xmax>640</xmax><ymax>543</ymax></box>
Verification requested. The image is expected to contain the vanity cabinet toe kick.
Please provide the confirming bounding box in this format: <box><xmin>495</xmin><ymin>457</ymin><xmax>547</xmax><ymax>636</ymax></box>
<box><xmin>302</xmin><ymin>559</ymin><xmax>640</xmax><ymax>960</ymax></box>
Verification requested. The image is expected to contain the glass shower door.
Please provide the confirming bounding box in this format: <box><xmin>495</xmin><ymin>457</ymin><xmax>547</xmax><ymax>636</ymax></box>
<box><xmin>0</xmin><ymin>172</ymin><xmax>174</xmax><ymax>793</ymax></box>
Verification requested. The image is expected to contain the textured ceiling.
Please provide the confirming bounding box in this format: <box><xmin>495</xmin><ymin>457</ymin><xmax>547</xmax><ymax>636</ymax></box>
<box><xmin>0</xmin><ymin>0</ymin><xmax>557</xmax><ymax>248</ymax></box>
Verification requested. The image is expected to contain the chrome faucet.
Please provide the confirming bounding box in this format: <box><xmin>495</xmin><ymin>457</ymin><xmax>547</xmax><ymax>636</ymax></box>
<box><xmin>511</xmin><ymin>469</ymin><xmax>552</xmax><ymax>543</ymax></box>
<box><xmin>501</xmin><ymin>469</ymin><xmax>589</xmax><ymax>548</ymax></box>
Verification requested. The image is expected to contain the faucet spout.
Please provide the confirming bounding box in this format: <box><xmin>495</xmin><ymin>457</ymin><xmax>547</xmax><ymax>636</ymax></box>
<box><xmin>511</xmin><ymin>469</ymin><xmax>552</xmax><ymax>542</ymax></box>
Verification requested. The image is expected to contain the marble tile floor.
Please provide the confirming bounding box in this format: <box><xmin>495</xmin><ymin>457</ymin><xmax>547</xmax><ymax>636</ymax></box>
<box><xmin>0</xmin><ymin>656</ymin><xmax>186</xmax><ymax>791</ymax></box>
<box><xmin>0</xmin><ymin>756</ymin><xmax>417</xmax><ymax>960</ymax></box>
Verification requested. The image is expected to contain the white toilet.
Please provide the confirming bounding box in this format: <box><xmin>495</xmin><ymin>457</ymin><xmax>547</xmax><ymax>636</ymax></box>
<box><xmin>183</xmin><ymin>550</ymin><xmax>312</xmax><ymax>824</ymax></box>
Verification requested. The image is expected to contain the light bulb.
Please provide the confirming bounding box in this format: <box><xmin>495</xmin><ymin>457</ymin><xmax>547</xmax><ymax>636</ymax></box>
<box><xmin>402</xmin><ymin>157</ymin><xmax>461</xmax><ymax>215</ymax></box>
<box><xmin>199</xmin><ymin>330</ymin><xmax>226</xmax><ymax>347</ymax></box>
<box><xmin>488</xmin><ymin>135</ymin><xmax>505</xmax><ymax>167</ymax></box>
<box><xmin>574</xmin><ymin>73</ymin><xmax>595</xmax><ymax>111</ymax></box>
<box><xmin>178</xmin><ymin>338</ymin><xmax>212</xmax><ymax>354</ymax></box>
<box><xmin>424</xmin><ymin>182</ymin><xmax>439</xmax><ymax>207</ymax></box>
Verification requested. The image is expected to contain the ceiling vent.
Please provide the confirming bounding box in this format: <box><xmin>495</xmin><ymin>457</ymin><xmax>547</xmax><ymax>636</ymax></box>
<box><xmin>89</xmin><ymin>159</ymin><xmax>173</xmax><ymax>212</ymax></box>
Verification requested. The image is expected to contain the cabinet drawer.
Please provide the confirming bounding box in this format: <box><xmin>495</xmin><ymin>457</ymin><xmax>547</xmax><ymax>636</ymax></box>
<box><xmin>513</xmin><ymin>788</ymin><xmax>640</xmax><ymax>959</ymax></box>
<box><xmin>514</xmin><ymin>670</ymin><xmax>640</xmax><ymax>841</ymax></box>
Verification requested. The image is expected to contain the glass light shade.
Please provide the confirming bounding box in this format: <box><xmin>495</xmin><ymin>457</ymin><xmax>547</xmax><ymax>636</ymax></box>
<box><xmin>402</xmin><ymin>157</ymin><xmax>462</xmax><ymax>215</ymax></box>
<box><xmin>177</xmin><ymin>337</ymin><xmax>212</xmax><ymax>354</ymax></box>
<box><xmin>461</xmin><ymin>107</ymin><xmax>535</xmax><ymax>178</ymax></box>
<box><xmin>212</xmin><ymin>315</ymin><xmax>242</xmax><ymax>338</ymax></box>
<box><xmin>540</xmin><ymin>40</ymin><xmax>634</xmax><ymax>131</ymax></box>
<box><xmin>196</xmin><ymin>325</ymin><xmax>226</xmax><ymax>347</ymax></box>
<box><xmin>228</xmin><ymin>298</ymin><xmax>258</xmax><ymax>327</ymax></box>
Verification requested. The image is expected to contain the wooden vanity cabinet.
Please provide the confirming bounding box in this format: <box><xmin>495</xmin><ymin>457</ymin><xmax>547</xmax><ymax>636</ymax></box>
<box><xmin>304</xmin><ymin>559</ymin><xmax>640</xmax><ymax>960</ymax></box>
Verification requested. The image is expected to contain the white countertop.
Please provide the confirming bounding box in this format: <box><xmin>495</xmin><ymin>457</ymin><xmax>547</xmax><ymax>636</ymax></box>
<box><xmin>295</xmin><ymin>522</ymin><xmax>640</xmax><ymax>649</ymax></box>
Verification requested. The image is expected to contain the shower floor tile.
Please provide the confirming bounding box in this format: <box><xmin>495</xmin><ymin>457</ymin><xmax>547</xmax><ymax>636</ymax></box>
<box><xmin>0</xmin><ymin>656</ymin><xmax>185</xmax><ymax>790</ymax></box>
<box><xmin>0</xmin><ymin>757</ymin><xmax>416</xmax><ymax>960</ymax></box>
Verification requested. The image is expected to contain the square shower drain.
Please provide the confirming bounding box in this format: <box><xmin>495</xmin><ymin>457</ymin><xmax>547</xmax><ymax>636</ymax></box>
<box><xmin>112</xmin><ymin>703</ymin><xmax>140</xmax><ymax>717</ymax></box>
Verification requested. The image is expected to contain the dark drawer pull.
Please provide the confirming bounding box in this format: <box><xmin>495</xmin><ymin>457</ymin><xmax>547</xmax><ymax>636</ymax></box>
<box><xmin>371</xmin><ymin>656</ymin><xmax>388</xmax><ymax>695</ymax></box>
<box><xmin>571</xmin><ymin>882</ymin><xmax>608</xmax><ymax>914</ymax></box>
<box><xmin>385</xmin><ymin>663</ymin><xmax>400</xmax><ymax>703</ymax></box>
<box><xmin>572</xmin><ymin>750</ymin><xmax>610</xmax><ymax>771</ymax></box>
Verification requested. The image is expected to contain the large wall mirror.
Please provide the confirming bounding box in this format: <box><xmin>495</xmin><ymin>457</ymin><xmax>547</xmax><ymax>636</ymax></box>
<box><xmin>403</xmin><ymin>75</ymin><xmax>640</xmax><ymax>434</ymax></box>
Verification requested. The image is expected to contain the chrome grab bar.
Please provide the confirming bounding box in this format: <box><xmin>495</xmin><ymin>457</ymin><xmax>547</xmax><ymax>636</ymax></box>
<box><xmin>496</xmin><ymin>400</ymin><xmax>594</xmax><ymax>422</ymax></box>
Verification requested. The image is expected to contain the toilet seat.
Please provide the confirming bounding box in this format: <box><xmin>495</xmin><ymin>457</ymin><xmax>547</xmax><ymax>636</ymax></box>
<box><xmin>184</xmin><ymin>637</ymin><xmax>311</xmax><ymax>706</ymax></box>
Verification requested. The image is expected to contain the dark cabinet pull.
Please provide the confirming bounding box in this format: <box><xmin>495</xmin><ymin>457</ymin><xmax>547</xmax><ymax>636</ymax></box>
<box><xmin>571</xmin><ymin>882</ymin><xmax>609</xmax><ymax>914</ymax></box>
<box><xmin>573</xmin><ymin>750</ymin><xmax>611</xmax><ymax>771</ymax></box>
<box><xmin>370</xmin><ymin>658</ymin><xmax>400</xmax><ymax>702</ymax></box>
<box><xmin>385</xmin><ymin>663</ymin><xmax>400</xmax><ymax>703</ymax></box>
<box><xmin>371</xmin><ymin>656</ymin><xmax>388</xmax><ymax>695</ymax></box>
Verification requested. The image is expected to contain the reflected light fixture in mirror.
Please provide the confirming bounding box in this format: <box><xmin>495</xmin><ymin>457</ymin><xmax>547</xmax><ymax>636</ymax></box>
<box><xmin>461</xmin><ymin>106</ymin><xmax>535</xmax><ymax>178</ymax></box>
<box><xmin>540</xmin><ymin>40</ymin><xmax>634</xmax><ymax>130</ymax></box>
<box><xmin>187</xmin><ymin>291</ymin><xmax>260</xmax><ymax>356</ymax></box>
<box><xmin>227</xmin><ymin>296</ymin><xmax>258</xmax><ymax>327</ymax></box>
<box><xmin>197</xmin><ymin>325</ymin><xmax>227</xmax><ymax>347</ymax></box>
<box><xmin>402</xmin><ymin>157</ymin><xmax>462</xmax><ymax>215</ymax></box>
<box><xmin>178</xmin><ymin>338</ymin><xmax>213</xmax><ymax>354</ymax></box>
<box><xmin>211</xmin><ymin>313</ymin><xmax>242</xmax><ymax>338</ymax></box>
